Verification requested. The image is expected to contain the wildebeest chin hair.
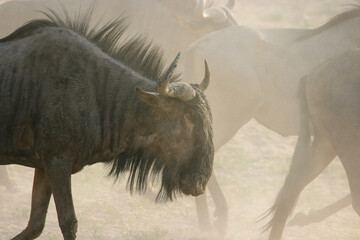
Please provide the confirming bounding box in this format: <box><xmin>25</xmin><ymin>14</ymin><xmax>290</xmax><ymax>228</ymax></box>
<box><xmin>108</xmin><ymin>132</ymin><xmax>213</xmax><ymax>202</ymax></box>
<box><xmin>0</xmin><ymin>3</ymin><xmax>180</xmax><ymax>83</ymax></box>
<box><xmin>108</xmin><ymin>147</ymin><xmax>182</xmax><ymax>202</ymax></box>
<box><xmin>108</xmin><ymin>93</ymin><xmax>213</xmax><ymax>202</ymax></box>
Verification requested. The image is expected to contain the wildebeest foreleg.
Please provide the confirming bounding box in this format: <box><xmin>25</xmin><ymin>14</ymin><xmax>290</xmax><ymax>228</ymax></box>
<box><xmin>195</xmin><ymin>172</ymin><xmax>228</xmax><ymax>235</ymax></box>
<box><xmin>267</xmin><ymin>136</ymin><xmax>335</xmax><ymax>240</ymax></box>
<box><xmin>49</xmin><ymin>160</ymin><xmax>78</xmax><ymax>240</ymax></box>
<box><xmin>12</xmin><ymin>168</ymin><xmax>52</xmax><ymax>240</ymax></box>
<box><xmin>195</xmin><ymin>192</ymin><xmax>212</xmax><ymax>231</ymax></box>
<box><xmin>208</xmin><ymin>172</ymin><xmax>228</xmax><ymax>235</ymax></box>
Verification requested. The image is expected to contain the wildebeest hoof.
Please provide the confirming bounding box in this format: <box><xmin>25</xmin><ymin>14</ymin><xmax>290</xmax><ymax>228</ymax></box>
<box><xmin>214</xmin><ymin>210</ymin><xmax>228</xmax><ymax>236</ymax></box>
<box><xmin>198</xmin><ymin>221</ymin><xmax>213</xmax><ymax>232</ymax></box>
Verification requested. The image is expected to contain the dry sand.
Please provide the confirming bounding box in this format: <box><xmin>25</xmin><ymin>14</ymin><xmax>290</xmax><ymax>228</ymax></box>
<box><xmin>1</xmin><ymin>0</ymin><xmax>360</xmax><ymax>239</ymax></box>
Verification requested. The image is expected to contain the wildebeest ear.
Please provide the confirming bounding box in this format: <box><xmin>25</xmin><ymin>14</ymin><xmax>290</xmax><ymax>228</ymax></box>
<box><xmin>135</xmin><ymin>87</ymin><xmax>168</xmax><ymax>108</ymax></box>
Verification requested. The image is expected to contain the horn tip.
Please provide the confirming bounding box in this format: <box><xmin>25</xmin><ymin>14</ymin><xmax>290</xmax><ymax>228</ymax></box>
<box><xmin>175</xmin><ymin>52</ymin><xmax>181</xmax><ymax>62</ymax></box>
<box><xmin>204</xmin><ymin>59</ymin><xmax>209</xmax><ymax>71</ymax></box>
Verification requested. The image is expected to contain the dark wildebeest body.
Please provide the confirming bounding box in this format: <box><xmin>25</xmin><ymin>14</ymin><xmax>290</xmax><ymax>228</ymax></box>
<box><xmin>0</xmin><ymin>9</ymin><xmax>214</xmax><ymax>240</ymax></box>
<box><xmin>264</xmin><ymin>49</ymin><xmax>360</xmax><ymax>239</ymax></box>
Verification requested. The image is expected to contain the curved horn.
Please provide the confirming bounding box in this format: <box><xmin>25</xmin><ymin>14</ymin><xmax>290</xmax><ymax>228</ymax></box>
<box><xmin>157</xmin><ymin>52</ymin><xmax>181</xmax><ymax>96</ymax></box>
<box><xmin>221</xmin><ymin>6</ymin><xmax>238</xmax><ymax>25</ymax></box>
<box><xmin>194</xmin><ymin>0</ymin><xmax>205</xmax><ymax>19</ymax></box>
<box><xmin>203</xmin><ymin>8</ymin><xmax>227</xmax><ymax>23</ymax></box>
<box><xmin>157</xmin><ymin>52</ymin><xmax>196</xmax><ymax>102</ymax></box>
<box><xmin>199</xmin><ymin>60</ymin><xmax>210</xmax><ymax>91</ymax></box>
<box><xmin>205</xmin><ymin>0</ymin><xmax>214</xmax><ymax>8</ymax></box>
<box><xmin>226</xmin><ymin>0</ymin><xmax>235</xmax><ymax>9</ymax></box>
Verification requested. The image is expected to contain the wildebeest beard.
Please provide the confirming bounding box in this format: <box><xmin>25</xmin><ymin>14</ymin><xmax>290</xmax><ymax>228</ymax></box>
<box><xmin>108</xmin><ymin>92</ymin><xmax>214</xmax><ymax>202</ymax></box>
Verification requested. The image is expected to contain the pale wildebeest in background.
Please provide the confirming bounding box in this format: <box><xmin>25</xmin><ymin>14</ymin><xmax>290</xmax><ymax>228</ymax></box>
<box><xmin>263</xmin><ymin>49</ymin><xmax>360</xmax><ymax>240</ymax></box>
<box><xmin>184</xmin><ymin>6</ymin><xmax>360</xmax><ymax>233</ymax></box>
<box><xmin>0</xmin><ymin>0</ymin><xmax>237</xmax><ymax>57</ymax></box>
<box><xmin>0</xmin><ymin>8</ymin><xmax>214</xmax><ymax>239</ymax></box>
<box><xmin>172</xmin><ymin>0</ymin><xmax>237</xmax><ymax>36</ymax></box>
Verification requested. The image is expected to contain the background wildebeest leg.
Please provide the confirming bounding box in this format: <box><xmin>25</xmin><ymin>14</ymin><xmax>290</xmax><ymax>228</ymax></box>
<box><xmin>268</xmin><ymin>135</ymin><xmax>336</xmax><ymax>240</ymax></box>
<box><xmin>288</xmin><ymin>193</ymin><xmax>351</xmax><ymax>226</ymax></box>
<box><xmin>196</xmin><ymin>116</ymin><xmax>259</xmax><ymax>235</ymax></box>
<box><xmin>0</xmin><ymin>166</ymin><xmax>16</xmax><ymax>191</ymax></box>
<box><xmin>143</xmin><ymin>182</ymin><xmax>158</xmax><ymax>201</ymax></box>
<box><xmin>12</xmin><ymin>169</ymin><xmax>52</xmax><ymax>240</ymax></box>
<box><xmin>338</xmin><ymin>149</ymin><xmax>360</xmax><ymax>218</ymax></box>
<box><xmin>195</xmin><ymin>190</ymin><xmax>211</xmax><ymax>230</ymax></box>
<box><xmin>195</xmin><ymin>172</ymin><xmax>228</xmax><ymax>234</ymax></box>
<box><xmin>195</xmin><ymin>94</ymin><xmax>260</xmax><ymax>234</ymax></box>
<box><xmin>208</xmin><ymin>172</ymin><xmax>228</xmax><ymax>235</ymax></box>
<box><xmin>49</xmin><ymin>159</ymin><xmax>78</xmax><ymax>240</ymax></box>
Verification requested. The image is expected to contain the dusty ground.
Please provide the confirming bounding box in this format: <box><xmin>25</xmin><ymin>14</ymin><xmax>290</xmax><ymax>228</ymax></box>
<box><xmin>1</xmin><ymin>0</ymin><xmax>360</xmax><ymax>239</ymax></box>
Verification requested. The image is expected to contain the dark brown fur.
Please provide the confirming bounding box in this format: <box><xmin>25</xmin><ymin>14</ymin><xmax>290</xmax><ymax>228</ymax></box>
<box><xmin>0</xmin><ymin>7</ymin><xmax>214</xmax><ymax>239</ymax></box>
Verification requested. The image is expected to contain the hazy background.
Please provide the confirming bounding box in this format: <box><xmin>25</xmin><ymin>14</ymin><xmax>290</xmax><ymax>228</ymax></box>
<box><xmin>0</xmin><ymin>0</ymin><xmax>359</xmax><ymax>239</ymax></box>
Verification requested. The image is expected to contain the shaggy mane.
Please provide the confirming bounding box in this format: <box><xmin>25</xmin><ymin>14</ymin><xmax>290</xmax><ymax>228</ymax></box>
<box><xmin>0</xmin><ymin>4</ymin><xmax>178</xmax><ymax>83</ymax></box>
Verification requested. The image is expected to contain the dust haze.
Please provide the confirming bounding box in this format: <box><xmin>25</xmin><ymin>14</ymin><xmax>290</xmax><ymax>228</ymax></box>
<box><xmin>0</xmin><ymin>0</ymin><xmax>358</xmax><ymax>239</ymax></box>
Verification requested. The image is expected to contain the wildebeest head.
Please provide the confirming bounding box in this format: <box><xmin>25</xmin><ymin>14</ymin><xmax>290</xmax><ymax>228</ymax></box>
<box><xmin>176</xmin><ymin>0</ymin><xmax>238</xmax><ymax>36</ymax></box>
<box><xmin>112</xmin><ymin>53</ymin><xmax>214</xmax><ymax>201</ymax></box>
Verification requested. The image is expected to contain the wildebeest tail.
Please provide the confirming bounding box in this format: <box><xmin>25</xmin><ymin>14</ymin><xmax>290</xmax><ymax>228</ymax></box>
<box><xmin>260</xmin><ymin>76</ymin><xmax>312</xmax><ymax>234</ymax></box>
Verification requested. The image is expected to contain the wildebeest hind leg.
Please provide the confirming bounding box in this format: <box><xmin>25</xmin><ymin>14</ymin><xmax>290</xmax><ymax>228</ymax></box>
<box><xmin>268</xmin><ymin>135</ymin><xmax>335</xmax><ymax>240</ymax></box>
<box><xmin>337</xmin><ymin>150</ymin><xmax>360</xmax><ymax>217</ymax></box>
<box><xmin>12</xmin><ymin>168</ymin><xmax>52</xmax><ymax>240</ymax></box>
<box><xmin>49</xmin><ymin>159</ymin><xmax>78</xmax><ymax>240</ymax></box>
<box><xmin>288</xmin><ymin>193</ymin><xmax>351</xmax><ymax>226</ymax></box>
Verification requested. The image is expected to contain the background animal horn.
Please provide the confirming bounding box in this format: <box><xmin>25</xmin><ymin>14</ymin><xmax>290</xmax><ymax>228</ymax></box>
<box><xmin>199</xmin><ymin>60</ymin><xmax>210</xmax><ymax>91</ymax></box>
<box><xmin>226</xmin><ymin>0</ymin><xmax>235</xmax><ymax>9</ymax></box>
<box><xmin>157</xmin><ymin>52</ymin><xmax>181</xmax><ymax>95</ymax></box>
<box><xmin>194</xmin><ymin>0</ymin><xmax>205</xmax><ymax>19</ymax></box>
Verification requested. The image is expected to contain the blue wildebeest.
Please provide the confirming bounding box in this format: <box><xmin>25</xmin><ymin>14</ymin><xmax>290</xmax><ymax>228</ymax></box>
<box><xmin>0</xmin><ymin>0</ymin><xmax>237</xmax><ymax>235</ymax></box>
<box><xmin>184</xmin><ymin>5</ymin><xmax>360</xmax><ymax>233</ymax></box>
<box><xmin>0</xmin><ymin>7</ymin><xmax>214</xmax><ymax>240</ymax></box>
<box><xmin>264</xmin><ymin>48</ymin><xmax>360</xmax><ymax>239</ymax></box>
